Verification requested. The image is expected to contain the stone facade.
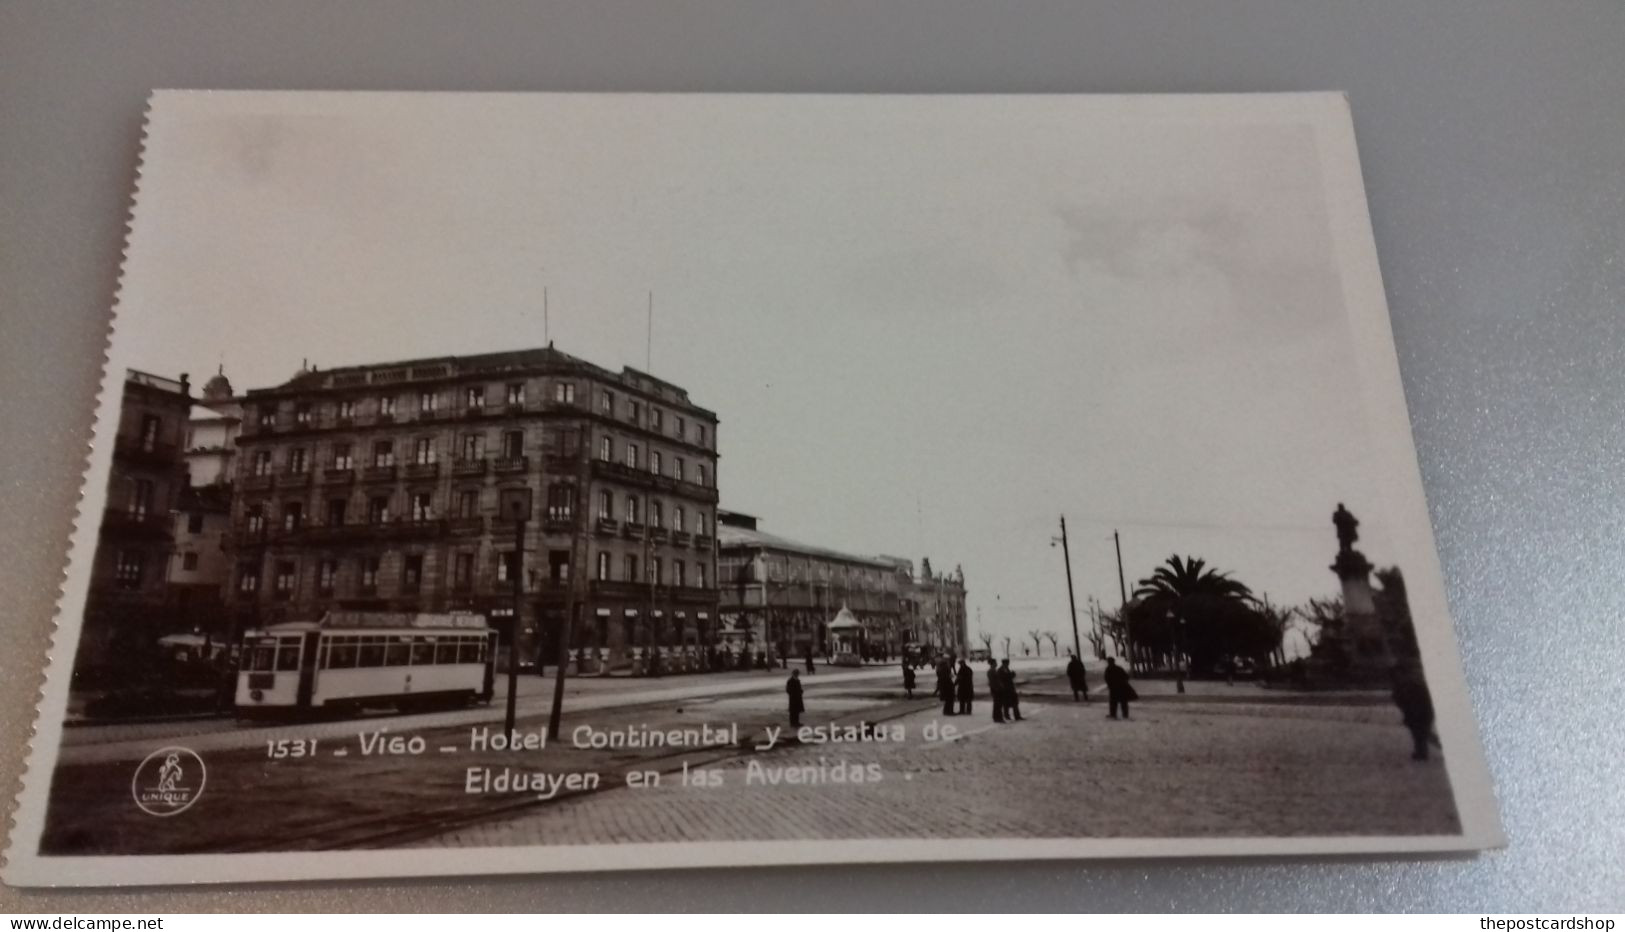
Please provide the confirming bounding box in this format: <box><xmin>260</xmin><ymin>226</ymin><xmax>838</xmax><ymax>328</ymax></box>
<box><xmin>226</xmin><ymin>346</ymin><xmax>719</xmax><ymax>672</ymax></box>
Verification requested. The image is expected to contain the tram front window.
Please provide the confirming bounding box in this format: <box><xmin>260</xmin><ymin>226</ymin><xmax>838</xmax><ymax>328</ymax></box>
<box><xmin>275</xmin><ymin>639</ymin><xmax>301</xmax><ymax>671</ymax></box>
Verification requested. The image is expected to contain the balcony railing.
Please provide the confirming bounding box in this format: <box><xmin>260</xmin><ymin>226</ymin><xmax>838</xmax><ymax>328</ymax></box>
<box><xmin>451</xmin><ymin>458</ymin><xmax>488</xmax><ymax>477</ymax></box>
<box><xmin>622</xmin><ymin>521</ymin><xmax>645</xmax><ymax>539</ymax></box>
<box><xmin>363</xmin><ymin>464</ymin><xmax>398</xmax><ymax>482</ymax></box>
<box><xmin>595</xmin><ymin>517</ymin><xmax>619</xmax><ymax>536</ymax></box>
<box><xmin>404</xmin><ymin>461</ymin><xmax>440</xmax><ymax>479</ymax></box>
<box><xmin>446</xmin><ymin>516</ymin><xmax>485</xmax><ymax>535</ymax></box>
<box><xmin>493</xmin><ymin>456</ymin><xmax>529</xmax><ymax>474</ymax></box>
<box><xmin>241</xmin><ymin>473</ymin><xmax>275</xmax><ymax>492</ymax></box>
<box><xmin>693</xmin><ymin>533</ymin><xmax>715</xmax><ymax>550</ymax></box>
<box><xmin>671</xmin><ymin>531</ymin><xmax>692</xmax><ymax>547</ymax></box>
<box><xmin>279</xmin><ymin>470</ymin><xmax>312</xmax><ymax>487</ymax></box>
<box><xmin>323</xmin><ymin>467</ymin><xmax>356</xmax><ymax>484</ymax></box>
<box><xmin>589</xmin><ymin>458</ymin><xmax>719</xmax><ymax>503</ymax></box>
<box><xmin>649</xmin><ymin>526</ymin><xmax>670</xmax><ymax>543</ymax></box>
<box><xmin>112</xmin><ymin>435</ymin><xmax>180</xmax><ymax>464</ymax></box>
<box><xmin>101</xmin><ymin>508</ymin><xmax>173</xmax><ymax>537</ymax></box>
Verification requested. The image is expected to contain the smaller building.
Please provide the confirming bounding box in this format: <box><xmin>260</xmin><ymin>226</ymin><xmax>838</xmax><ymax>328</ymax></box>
<box><xmin>166</xmin><ymin>484</ymin><xmax>234</xmax><ymax>639</ymax></box>
<box><xmin>184</xmin><ymin>367</ymin><xmax>242</xmax><ymax>487</ymax></box>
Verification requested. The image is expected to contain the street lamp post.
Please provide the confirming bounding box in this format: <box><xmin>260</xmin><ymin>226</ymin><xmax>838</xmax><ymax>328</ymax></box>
<box><xmin>1055</xmin><ymin>515</ymin><xmax>1082</xmax><ymax>660</ymax></box>
<box><xmin>504</xmin><ymin>501</ymin><xmax>525</xmax><ymax>738</ymax></box>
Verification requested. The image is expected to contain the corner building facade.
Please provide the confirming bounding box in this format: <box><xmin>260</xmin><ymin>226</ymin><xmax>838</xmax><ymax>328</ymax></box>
<box><xmin>228</xmin><ymin>346</ymin><xmax>719</xmax><ymax>672</ymax></box>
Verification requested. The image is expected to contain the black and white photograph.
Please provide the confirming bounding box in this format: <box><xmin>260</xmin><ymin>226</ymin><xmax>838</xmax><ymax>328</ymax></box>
<box><xmin>3</xmin><ymin>91</ymin><xmax>1501</xmax><ymax>886</ymax></box>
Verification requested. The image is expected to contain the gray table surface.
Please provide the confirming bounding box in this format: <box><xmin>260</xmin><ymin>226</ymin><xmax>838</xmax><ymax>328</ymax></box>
<box><xmin>2</xmin><ymin>0</ymin><xmax>1621</xmax><ymax>913</ymax></box>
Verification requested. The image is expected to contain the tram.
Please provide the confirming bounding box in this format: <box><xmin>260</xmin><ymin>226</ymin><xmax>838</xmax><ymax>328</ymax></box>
<box><xmin>235</xmin><ymin>611</ymin><xmax>497</xmax><ymax>717</ymax></box>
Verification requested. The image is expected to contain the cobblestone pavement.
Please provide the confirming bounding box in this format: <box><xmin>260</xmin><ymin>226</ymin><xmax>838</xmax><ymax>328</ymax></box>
<box><xmin>58</xmin><ymin>659</ymin><xmax>1033</xmax><ymax>763</ymax></box>
<box><xmin>425</xmin><ymin>677</ymin><xmax>1461</xmax><ymax>845</ymax></box>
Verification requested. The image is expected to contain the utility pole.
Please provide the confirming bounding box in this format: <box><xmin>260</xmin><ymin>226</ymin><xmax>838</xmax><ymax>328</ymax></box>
<box><xmin>547</xmin><ymin>430</ymin><xmax>587</xmax><ymax>742</ymax></box>
<box><xmin>1113</xmin><ymin>528</ymin><xmax>1135</xmax><ymax>671</ymax></box>
<box><xmin>1058</xmin><ymin>515</ymin><xmax>1082</xmax><ymax>660</ymax></box>
<box><xmin>504</xmin><ymin>501</ymin><xmax>525</xmax><ymax>737</ymax></box>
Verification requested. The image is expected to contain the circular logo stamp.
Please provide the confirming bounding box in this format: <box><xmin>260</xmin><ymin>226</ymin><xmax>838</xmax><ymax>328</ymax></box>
<box><xmin>130</xmin><ymin>746</ymin><xmax>206</xmax><ymax>817</ymax></box>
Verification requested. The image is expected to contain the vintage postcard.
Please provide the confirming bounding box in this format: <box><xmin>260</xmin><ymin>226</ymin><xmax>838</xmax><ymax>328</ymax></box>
<box><xmin>4</xmin><ymin>91</ymin><xmax>1502</xmax><ymax>886</ymax></box>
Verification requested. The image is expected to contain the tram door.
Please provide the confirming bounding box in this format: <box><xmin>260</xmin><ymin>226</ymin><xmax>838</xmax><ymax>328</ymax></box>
<box><xmin>296</xmin><ymin>630</ymin><xmax>321</xmax><ymax>708</ymax></box>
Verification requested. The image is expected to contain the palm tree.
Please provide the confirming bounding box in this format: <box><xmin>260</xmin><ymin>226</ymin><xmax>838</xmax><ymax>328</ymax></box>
<box><xmin>1132</xmin><ymin>555</ymin><xmax>1259</xmax><ymax>677</ymax></box>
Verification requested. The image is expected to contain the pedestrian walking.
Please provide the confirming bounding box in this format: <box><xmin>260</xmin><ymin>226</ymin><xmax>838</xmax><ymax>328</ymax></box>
<box><xmin>1391</xmin><ymin>663</ymin><xmax>1439</xmax><ymax>761</ymax></box>
<box><xmin>787</xmin><ymin>669</ymin><xmax>805</xmax><ymax>729</ymax></box>
<box><xmin>902</xmin><ymin>661</ymin><xmax>917</xmax><ymax>699</ymax></box>
<box><xmin>937</xmin><ymin>658</ymin><xmax>956</xmax><ymax>715</ymax></box>
<box><xmin>987</xmin><ymin>659</ymin><xmax>1005</xmax><ymax>722</ymax></box>
<box><xmin>1066</xmin><ymin>652</ymin><xmax>1090</xmax><ymax>702</ymax></box>
<box><xmin>805</xmin><ymin>649</ymin><xmax>816</xmax><ymax>675</ymax></box>
<box><xmin>1104</xmin><ymin>656</ymin><xmax>1136</xmax><ymax>720</ymax></box>
<box><xmin>999</xmin><ymin>659</ymin><xmax>1024</xmax><ymax>721</ymax></box>
<box><xmin>955</xmin><ymin>659</ymin><xmax>975</xmax><ymax>716</ymax></box>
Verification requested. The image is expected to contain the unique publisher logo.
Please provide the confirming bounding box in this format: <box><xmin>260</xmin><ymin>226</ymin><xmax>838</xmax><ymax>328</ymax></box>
<box><xmin>131</xmin><ymin>746</ymin><xmax>206</xmax><ymax>817</ymax></box>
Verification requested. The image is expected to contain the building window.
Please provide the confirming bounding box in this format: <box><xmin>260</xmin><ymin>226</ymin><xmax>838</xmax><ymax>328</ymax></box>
<box><xmin>252</xmin><ymin>450</ymin><xmax>273</xmax><ymax>477</ymax></box>
<box><xmin>457</xmin><ymin>489</ymin><xmax>479</xmax><ymax>519</ymax></box>
<box><xmin>496</xmin><ymin>551</ymin><xmax>518</xmax><ymax>583</ymax></box>
<box><xmin>453</xmin><ymin>552</ymin><xmax>473</xmax><ymax>589</ymax></box>
<box><xmin>625</xmin><ymin>442</ymin><xmax>639</xmax><ymax>469</ymax></box>
<box><xmin>369</xmin><ymin>496</ymin><xmax>391</xmax><ymax>524</ymax></box>
<box><xmin>186</xmin><ymin>512</ymin><xmax>204</xmax><ymax>534</ymax></box>
<box><xmin>460</xmin><ymin>433</ymin><xmax>483</xmax><ymax>461</ymax></box>
<box><xmin>506</xmin><ymin>382</ymin><xmax>525</xmax><ymax>406</ymax></box>
<box><xmin>697</xmin><ymin>562</ymin><xmax>707</xmax><ymax>589</ymax></box>
<box><xmin>127</xmin><ymin>478</ymin><xmax>153</xmax><ymax>516</ymax></box>
<box><xmin>601</xmin><ymin>390</ymin><xmax>614</xmax><ymax>414</ymax></box>
<box><xmin>598</xmin><ymin>489</ymin><xmax>613</xmax><ymax>521</ymax></box>
<box><xmin>372</xmin><ymin>440</ymin><xmax>394</xmax><ymax>467</ymax></box>
<box><xmin>411</xmin><ymin>491</ymin><xmax>433</xmax><ymax>522</ymax></box>
<box><xmin>651</xmin><ymin>408</ymin><xmax>663</xmax><ymax>432</ymax></box>
<box><xmin>696</xmin><ymin>464</ymin><xmax>708</xmax><ymax>487</ymax></box>
<box><xmin>651</xmin><ymin>451</ymin><xmax>662</xmax><ymax>475</ymax></box>
<box><xmin>378</xmin><ymin>396</ymin><xmax>397</xmax><ymax>418</ymax></box>
<box><xmin>403</xmin><ymin>554</ymin><xmax>423</xmax><ymax>593</ymax></box>
<box><xmin>651</xmin><ymin>557</ymin><xmax>662</xmax><ymax>586</ymax></box>
<box><xmin>419</xmin><ymin>390</ymin><xmax>438</xmax><ymax>413</ymax></box>
<box><xmin>466</xmin><ymin>386</ymin><xmax>485</xmax><ymax>409</ymax></box>
<box><xmin>114</xmin><ymin>550</ymin><xmax>143</xmax><ymax>589</ymax></box>
<box><xmin>623</xmin><ymin>554</ymin><xmax>638</xmax><ymax>583</ymax></box>
<box><xmin>413</xmin><ymin>437</ymin><xmax>436</xmax><ymax>465</ymax></box>
<box><xmin>627</xmin><ymin>400</ymin><xmax>641</xmax><ymax>424</ymax></box>
<box><xmin>676</xmin><ymin>416</ymin><xmax>686</xmax><ymax>439</ymax></box>
<box><xmin>625</xmin><ymin>494</ymin><xmax>640</xmax><ymax>525</ymax></box>
<box><xmin>138</xmin><ymin>414</ymin><xmax>161</xmax><ymax>452</ymax></box>
<box><xmin>282</xmin><ymin>501</ymin><xmax>304</xmax><ymax>531</ymax></box>
<box><xmin>288</xmin><ymin>447</ymin><xmax>308</xmax><ymax>473</ymax></box>
<box><xmin>594</xmin><ymin>551</ymin><xmax>610</xmax><ymax>580</ymax></box>
<box><xmin>598</xmin><ymin>436</ymin><xmax>612</xmax><ymax>461</ymax></box>
<box><xmin>696</xmin><ymin>424</ymin><xmax>707</xmax><ymax>447</ymax></box>
<box><xmin>673</xmin><ymin>507</ymin><xmax>684</xmax><ymax>533</ymax></box>
<box><xmin>257</xmin><ymin>408</ymin><xmax>276</xmax><ymax>429</ymax></box>
<box><xmin>546</xmin><ymin>483</ymin><xmax>575</xmax><ymax>522</ymax></box>
<box><xmin>650</xmin><ymin>500</ymin><xmax>663</xmax><ymax>529</ymax></box>
<box><xmin>674</xmin><ymin>560</ymin><xmax>685</xmax><ymax>588</ymax></box>
<box><xmin>501</xmin><ymin>430</ymin><xmax>524</xmax><ymax>460</ymax></box>
<box><xmin>360</xmin><ymin>557</ymin><xmax>380</xmax><ymax>593</ymax></box>
<box><xmin>696</xmin><ymin>511</ymin><xmax>708</xmax><ymax>536</ymax></box>
<box><xmin>326</xmin><ymin>498</ymin><xmax>346</xmax><ymax>526</ymax></box>
<box><xmin>295</xmin><ymin>403</ymin><xmax>313</xmax><ymax>426</ymax></box>
<box><xmin>182</xmin><ymin>551</ymin><xmax>200</xmax><ymax>572</ymax></box>
<box><xmin>553</xmin><ymin>382</ymin><xmax>575</xmax><ymax>404</ymax></box>
<box><xmin>246</xmin><ymin>503</ymin><xmax>265</xmax><ymax>535</ymax></box>
<box><xmin>273</xmin><ymin>561</ymin><xmax>296</xmax><ymax>600</ymax></box>
<box><xmin>317</xmin><ymin>559</ymin><xmax>337</xmax><ymax>594</ymax></box>
<box><xmin>332</xmin><ymin>443</ymin><xmax>353</xmax><ymax>470</ymax></box>
<box><xmin>337</xmin><ymin>399</ymin><xmax>355</xmax><ymax>420</ymax></box>
<box><xmin>674</xmin><ymin>455</ymin><xmax>685</xmax><ymax>480</ymax></box>
<box><xmin>238</xmin><ymin>564</ymin><xmax>260</xmax><ymax>593</ymax></box>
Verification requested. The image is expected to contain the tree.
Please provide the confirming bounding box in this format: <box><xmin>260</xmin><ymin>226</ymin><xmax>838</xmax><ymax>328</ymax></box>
<box><xmin>977</xmin><ymin>630</ymin><xmax>993</xmax><ymax>654</ymax></box>
<box><xmin>1026</xmin><ymin>629</ymin><xmax>1043</xmax><ymax>657</ymax></box>
<box><xmin>1043</xmin><ymin>630</ymin><xmax>1060</xmax><ymax>656</ymax></box>
<box><xmin>1131</xmin><ymin>554</ymin><xmax>1274</xmax><ymax>677</ymax></box>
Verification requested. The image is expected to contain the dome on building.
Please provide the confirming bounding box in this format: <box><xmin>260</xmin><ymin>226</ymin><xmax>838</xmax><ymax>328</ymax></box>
<box><xmin>201</xmin><ymin>366</ymin><xmax>233</xmax><ymax>402</ymax></box>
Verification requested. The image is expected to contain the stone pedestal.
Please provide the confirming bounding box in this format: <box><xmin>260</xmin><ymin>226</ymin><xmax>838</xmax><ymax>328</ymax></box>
<box><xmin>1332</xmin><ymin>547</ymin><xmax>1391</xmax><ymax>680</ymax></box>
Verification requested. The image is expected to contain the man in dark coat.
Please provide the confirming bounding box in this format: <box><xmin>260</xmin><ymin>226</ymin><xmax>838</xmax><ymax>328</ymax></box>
<box><xmin>955</xmin><ymin>659</ymin><xmax>975</xmax><ymax>715</ymax></box>
<box><xmin>787</xmin><ymin>669</ymin><xmax>805</xmax><ymax>728</ymax></box>
<box><xmin>937</xmin><ymin>659</ymin><xmax>956</xmax><ymax>715</ymax></box>
<box><xmin>902</xmin><ymin>661</ymin><xmax>917</xmax><ymax>699</ymax></box>
<box><xmin>1104</xmin><ymin>656</ymin><xmax>1136</xmax><ymax>720</ymax></box>
<box><xmin>986</xmin><ymin>660</ymin><xmax>1005</xmax><ymax>722</ymax></box>
<box><xmin>1066</xmin><ymin>652</ymin><xmax>1090</xmax><ymax>702</ymax></box>
<box><xmin>1391</xmin><ymin>664</ymin><xmax>1438</xmax><ymax>761</ymax></box>
<box><xmin>999</xmin><ymin>659</ymin><xmax>1023</xmax><ymax>721</ymax></box>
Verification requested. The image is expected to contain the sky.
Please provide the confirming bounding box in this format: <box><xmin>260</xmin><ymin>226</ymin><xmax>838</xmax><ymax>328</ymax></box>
<box><xmin>116</xmin><ymin>93</ymin><xmax>1402</xmax><ymax>650</ymax></box>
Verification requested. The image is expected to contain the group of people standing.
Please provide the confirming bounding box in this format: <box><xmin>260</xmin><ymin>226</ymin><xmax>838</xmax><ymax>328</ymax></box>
<box><xmin>916</xmin><ymin>657</ymin><xmax>1027</xmax><ymax>723</ymax></box>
